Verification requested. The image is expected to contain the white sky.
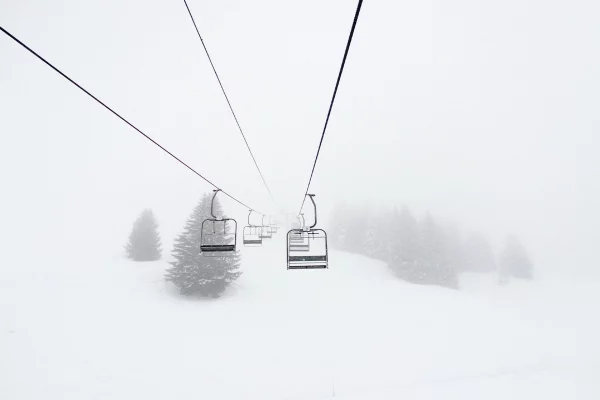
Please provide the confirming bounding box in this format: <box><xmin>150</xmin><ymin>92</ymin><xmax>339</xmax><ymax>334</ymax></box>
<box><xmin>1</xmin><ymin>0</ymin><xmax>599</xmax><ymax>275</ymax></box>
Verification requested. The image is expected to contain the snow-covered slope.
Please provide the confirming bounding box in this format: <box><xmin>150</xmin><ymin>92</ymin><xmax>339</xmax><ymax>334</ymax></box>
<box><xmin>1</xmin><ymin>234</ymin><xmax>599</xmax><ymax>399</ymax></box>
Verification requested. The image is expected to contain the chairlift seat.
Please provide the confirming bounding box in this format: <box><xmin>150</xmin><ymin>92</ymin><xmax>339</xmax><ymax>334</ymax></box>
<box><xmin>201</xmin><ymin>244</ymin><xmax>235</xmax><ymax>252</ymax></box>
<box><xmin>288</xmin><ymin>255</ymin><xmax>327</xmax><ymax>269</ymax></box>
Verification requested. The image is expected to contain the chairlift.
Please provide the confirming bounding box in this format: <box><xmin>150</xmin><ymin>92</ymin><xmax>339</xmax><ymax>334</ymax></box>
<box><xmin>243</xmin><ymin>210</ymin><xmax>262</xmax><ymax>247</ymax></box>
<box><xmin>289</xmin><ymin>231</ymin><xmax>305</xmax><ymax>242</ymax></box>
<box><xmin>259</xmin><ymin>215</ymin><xmax>272</xmax><ymax>239</ymax></box>
<box><xmin>260</xmin><ymin>226</ymin><xmax>272</xmax><ymax>239</ymax></box>
<box><xmin>287</xmin><ymin>194</ymin><xmax>328</xmax><ymax>270</ymax></box>
<box><xmin>267</xmin><ymin>223</ymin><xmax>279</xmax><ymax>235</ymax></box>
<box><xmin>289</xmin><ymin>231</ymin><xmax>310</xmax><ymax>252</ymax></box>
<box><xmin>265</xmin><ymin>215</ymin><xmax>279</xmax><ymax>235</ymax></box>
<box><xmin>289</xmin><ymin>214</ymin><xmax>304</xmax><ymax>231</ymax></box>
<box><xmin>200</xmin><ymin>189</ymin><xmax>237</xmax><ymax>256</ymax></box>
<box><xmin>289</xmin><ymin>224</ymin><xmax>307</xmax><ymax>244</ymax></box>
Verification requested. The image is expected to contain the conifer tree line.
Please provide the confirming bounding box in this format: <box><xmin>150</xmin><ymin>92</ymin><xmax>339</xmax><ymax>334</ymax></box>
<box><xmin>125</xmin><ymin>198</ymin><xmax>531</xmax><ymax>295</ymax></box>
<box><xmin>329</xmin><ymin>203</ymin><xmax>534</xmax><ymax>288</ymax></box>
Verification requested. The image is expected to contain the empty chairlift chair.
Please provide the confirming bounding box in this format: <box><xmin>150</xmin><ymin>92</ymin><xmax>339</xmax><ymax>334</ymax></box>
<box><xmin>287</xmin><ymin>194</ymin><xmax>328</xmax><ymax>270</ymax></box>
<box><xmin>200</xmin><ymin>189</ymin><xmax>237</xmax><ymax>256</ymax></box>
<box><xmin>243</xmin><ymin>210</ymin><xmax>262</xmax><ymax>247</ymax></box>
<box><xmin>288</xmin><ymin>213</ymin><xmax>309</xmax><ymax>251</ymax></box>
<box><xmin>289</xmin><ymin>213</ymin><xmax>305</xmax><ymax>231</ymax></box>
<box><xmin>260</xmin><ymin>226</ymin><xmax>272</xmax><ymax>239</ymax></box>
<box><xmin>259</xmin><ymin>215</ymin><xmax>272</xmax><ymax>239</ymax></box>
<box><xmin>267</xmin><ymin>216</ymin><xmax>279</xmax><ymax>235</ymax></box>
<box><xmin>288</xmin><ymin>230</ymin><xmax>310</xmax><ymax>252</ymax></box>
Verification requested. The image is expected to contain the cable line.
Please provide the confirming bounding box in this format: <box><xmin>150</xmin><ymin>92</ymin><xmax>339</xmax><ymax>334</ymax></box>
<box><xmin>182</xmin><ymin>0</ymin><xmax>278</xmax><ymax>209</ymax></box>
<box><xmin>297</xmin><ymin>0</ymin><xmax>363</xmax><ymax>215</ymax></box>
<box><xmin>0</xmin><ymin>25</ymin><xmax>265</xmax><ymax>215</ymax></box>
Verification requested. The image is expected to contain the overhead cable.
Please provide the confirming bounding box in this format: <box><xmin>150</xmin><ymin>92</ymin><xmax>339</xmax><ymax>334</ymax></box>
<box><xmin>0</xmin><ymin>25</ymin><xmax>265</xmax><ymax>215</ymax></box>
<box><xmin>297</xmin><ymin>0</ymin><xmax>363</xmax><ymax>215</ymax></box>
<box><xmin>183</xmin><ymin>0</ymin><xmax>279</xmax><ymax>209</ymax></box>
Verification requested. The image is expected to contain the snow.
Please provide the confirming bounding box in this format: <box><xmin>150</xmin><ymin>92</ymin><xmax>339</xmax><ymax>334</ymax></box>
<box><xmin>1</xmin><ymin>235</ymin><xmax>599</xmax><ymax>399</ymax></box>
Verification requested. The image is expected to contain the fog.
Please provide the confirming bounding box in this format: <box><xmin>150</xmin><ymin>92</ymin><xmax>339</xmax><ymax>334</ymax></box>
<box><xmin>2</xmin><ymin>0</ymin><xmax>599</xmax><ymax>276</ymax></box>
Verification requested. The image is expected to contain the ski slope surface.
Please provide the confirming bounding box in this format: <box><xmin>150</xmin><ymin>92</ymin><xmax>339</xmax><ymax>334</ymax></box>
<box><xmin>1</xmin><ymin>234</ymin><xmax>599</xmax><ymax>399</ymax></box>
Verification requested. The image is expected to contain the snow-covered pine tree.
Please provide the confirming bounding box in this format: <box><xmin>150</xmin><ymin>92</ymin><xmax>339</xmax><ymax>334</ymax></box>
<box><xmin>387</xmin><ymin>207</ymin><xmax>403</xmax><ymax>272</ymax></box>
<box><xmin>364</xmin><ymin>209</ymin><xmax>389</xmax><ymax>261</ymax></box>
<box><xmin>329</xmin><ymin>201</ymin><xmax>349</xmax><ymax>250</ymax></box>
<box><xmin>388</xmin><ymin>205</ymin><xmax>421</xmax><ymax>281</ymax></box>
<box><xmin>463</xmin><ymin>232</ymin><xmax>496</xmax><ymax>273</ymax></box>
<box><xmin>165</xmin><ymin>194</ymin><xmax>241</xmax><ymax>297</ymax></box>
<box><xmin>344</xmin><ymin>204</ymin><xmax>369</xmax><ymax>254</ymax></box>
<box><xmin>418</xmin><ymin>213</ymin><xmax>458</xmax><ymax>289</ymax></box>
<box><xmin>498</xmin><ymin>235</ymin><xmax>533</xmax><ymax>282</ymax></box>
<box><xmin>441</xmin><ymin>223</ymin><xmax>466</xmax><ymax>277</ymax></box>
<box><xmin>125</xmin><ymin>209</ymin><xmax>162</xmax><ymax>261</ymax></box>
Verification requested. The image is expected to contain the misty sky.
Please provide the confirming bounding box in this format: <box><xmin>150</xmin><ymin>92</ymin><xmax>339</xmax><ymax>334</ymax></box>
<box><xmin>1</xmin><ymin>0</ymin><xmax>599</xmax><ymax>275</ymax></box>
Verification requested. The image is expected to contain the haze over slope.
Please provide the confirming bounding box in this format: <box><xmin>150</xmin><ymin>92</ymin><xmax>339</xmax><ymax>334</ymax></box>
<box><xmin>1</xmin><ymin>233</ymin><xmax>598</xmax><ymax>399</ymax></box>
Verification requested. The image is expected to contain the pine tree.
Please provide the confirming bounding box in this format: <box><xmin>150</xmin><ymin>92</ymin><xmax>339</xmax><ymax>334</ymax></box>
<box><xmin>329</xmin><ymin>201</ymin><xmax>349</xmax><ymax>250</ymax></box>
<box><xmin>364</xmin><ymin>209</ymin><xmax>389</xmax><ymax>261</ymax></box>
<box><xmin>344</xmin><ymin>204</ymin><xmax>369</xmax><ymax>254</ymax></box>
<box><xmin>442</xmin><ymin>223</ymin><xmax>466</xmax><ymax>276</ymax></box>
<box><xmin>388</xmin><ymin>205</ymin><xmax>421</xmax><ymax>281</ymax></box>
<box><xmin>165</xmin><ymin>194</ymin><xmax>242</xmax><ymax>297</ymax></box>
<box><xmin>418</xmin><ymin>213</ymin><xmax>458</xmax><ymax>289</ymax></box>
<box><xmin>498</xmin><ymin>235</ymin><xmax>533</xmax><ymax>282</ymax></box>
<box><xmin>125</xmin><ymin>209</ymin><xmax>162</xmax><ymax>261</ymax></box>
<box><xmin>463</xmin><ymin>232</ymin><xmax>496</xmax><ymax>273</ymax></box>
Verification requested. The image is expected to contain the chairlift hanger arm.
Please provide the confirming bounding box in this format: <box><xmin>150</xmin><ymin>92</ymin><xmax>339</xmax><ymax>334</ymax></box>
<box><xmin>307</xmin><ymin>194</ymin><xmax>317</xmax><ymax>229</ymax></box>
<box><xmin>210</xmin><ymin>189</ymin><xmax>221</xmax><ymax>219</ymax></box>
